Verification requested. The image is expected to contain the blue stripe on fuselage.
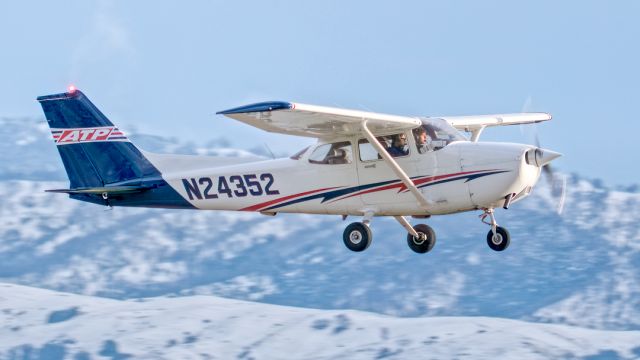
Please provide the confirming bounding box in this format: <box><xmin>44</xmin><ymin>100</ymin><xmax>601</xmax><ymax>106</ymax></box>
<box><xmin>263</xmin><ymin>170</ymin><xmax>509</xmax><ymax>211</ymax></box>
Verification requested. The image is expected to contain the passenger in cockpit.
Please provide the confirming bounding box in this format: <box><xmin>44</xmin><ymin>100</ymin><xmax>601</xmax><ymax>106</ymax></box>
<box><xmin>388</xmin><ymin>134</ymin><xmax>409</xmax><ymax>157</ymax></box>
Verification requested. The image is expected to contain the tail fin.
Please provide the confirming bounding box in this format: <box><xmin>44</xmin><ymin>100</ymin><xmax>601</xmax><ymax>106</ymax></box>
<box><xmin>37</xmin><ymin>89</ymin><xmax>160</xmax><ymax>188</ymax></box>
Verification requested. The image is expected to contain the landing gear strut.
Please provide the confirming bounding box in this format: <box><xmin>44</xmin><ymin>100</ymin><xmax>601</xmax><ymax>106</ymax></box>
<box><xmin>394</xmin><ymin>215</ymin><xmax>436</xmax><ymax>254</ymax></box>
<box><xmin>480</xmin><ymin>208</ymin><xmax>510</xmax><ymax>251</ymax></box>
<box><xmin>406</xmin><ymin>223</ymin><xmax>436</xmax><ymax>253</ymax></box>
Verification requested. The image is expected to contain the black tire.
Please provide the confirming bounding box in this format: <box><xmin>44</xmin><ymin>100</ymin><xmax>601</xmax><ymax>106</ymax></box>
<box><xmin>486</xmin><ymin>226</ymin><xmax>510</xmax><ymax>251</ymax></box>
<box><xmin>407</xmin><ymin>224</ymin><xmax>436</xmax><ymax>254</ymax></box>
<box><xmin>343</xmin><ymin>222</ymin><xmax>372</xmax><ymax>252</ymax></box>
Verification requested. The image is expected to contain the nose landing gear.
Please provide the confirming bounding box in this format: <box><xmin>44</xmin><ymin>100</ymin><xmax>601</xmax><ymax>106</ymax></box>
<box><xmin>480</xmin><ymin>208</ymin><xmax>511</xmax><ymax>251</ymax></box>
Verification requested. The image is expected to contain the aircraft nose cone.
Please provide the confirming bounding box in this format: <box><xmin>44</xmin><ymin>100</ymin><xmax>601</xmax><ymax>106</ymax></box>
<box><xmin>538</xmin><ymin>148</ymin><xmax>562</xmax><ymax>166</ymax></box>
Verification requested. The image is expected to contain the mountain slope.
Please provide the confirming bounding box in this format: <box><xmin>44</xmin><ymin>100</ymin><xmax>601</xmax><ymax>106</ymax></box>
<box><xmin>2</xmin><ymin>283</ymin><xmax>639</xmax><ymax>360</ymax></box>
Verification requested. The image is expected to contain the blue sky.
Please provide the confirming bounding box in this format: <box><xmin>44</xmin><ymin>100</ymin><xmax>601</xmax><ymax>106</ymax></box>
<box><xmin>1</xmin><ymin>1</ymin><xmax>638</xmax><ymax>186</ymax></box>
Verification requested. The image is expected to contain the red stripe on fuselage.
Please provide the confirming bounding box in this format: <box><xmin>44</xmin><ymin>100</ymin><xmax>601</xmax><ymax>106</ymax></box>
<box><xmin>326</xmin><ymin>170</ymin><xmax>495</xmax><ymax>204</ymax></box>
<box><xmin>239</xmin><ymin>186</ymin><xmax>341</xmax><ymax>212</ymax></box>
<box><xmin>397</xmin><ymin>169</ymin><xmax>491</xmax><ymax>193</ymax></box>
<box><xmin>240</xmin><ymin>169</ymin><xmax>500</xmax><ymax>211</ymax></box>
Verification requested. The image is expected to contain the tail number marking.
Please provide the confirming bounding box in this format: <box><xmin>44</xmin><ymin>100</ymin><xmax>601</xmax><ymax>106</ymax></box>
<box><xmin>181</xmin><ymin>173</ymin><xmax>280</xmax><ymax>201</ymax></box>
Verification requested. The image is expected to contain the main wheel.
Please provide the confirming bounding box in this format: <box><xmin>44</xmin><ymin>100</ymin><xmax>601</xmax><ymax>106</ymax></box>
<box><xmin>486</xmin><ymin>226</ymin><xmax>510</xmax><ymax>251</ymax></box>
<box><xmin>343</xmin><ymin>222</ymin><xmax>372</xmax><ymax>252</ymax></box>
<box><xmin>407</xmin><ymin>224</ymin><xmax>436</xmax><ymax>254</ymax></box>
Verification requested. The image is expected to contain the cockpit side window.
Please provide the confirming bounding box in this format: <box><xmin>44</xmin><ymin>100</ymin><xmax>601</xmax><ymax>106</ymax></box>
<box><xmin>308</xmin><ymin>141</ymin><xmax>352</xmax><ymax>165</ymax></box>
<box><xmin>414</xmin><ymin>119</ymin><xmax>467</xmax><ymax>153</ymax></box>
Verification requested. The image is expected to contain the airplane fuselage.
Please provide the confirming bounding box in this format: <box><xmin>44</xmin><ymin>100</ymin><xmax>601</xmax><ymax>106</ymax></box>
<box><xmin>120</xmin><ymin>140</ymin><xmax>542</xmax><ymax>217</ymax></box>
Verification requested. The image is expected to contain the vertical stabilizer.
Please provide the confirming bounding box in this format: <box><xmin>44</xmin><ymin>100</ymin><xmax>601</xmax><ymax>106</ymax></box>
<box><xmin>37</xmin><ymin>89</ymin><xmax>159</xmax><ymax>188</ymax></box>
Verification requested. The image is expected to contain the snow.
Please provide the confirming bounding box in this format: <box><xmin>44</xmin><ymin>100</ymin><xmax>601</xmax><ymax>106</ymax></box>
<box><xmin>1</xmin><ymin>283</ymin><xmax>639</xmax><ymax>359</ymax></box>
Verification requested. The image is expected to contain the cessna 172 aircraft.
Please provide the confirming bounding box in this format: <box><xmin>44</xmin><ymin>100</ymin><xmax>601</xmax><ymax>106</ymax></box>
<box><xmin>38</xmin><ymin>87</ymin><xmax>561</xmax><ymax>254</ymax></box>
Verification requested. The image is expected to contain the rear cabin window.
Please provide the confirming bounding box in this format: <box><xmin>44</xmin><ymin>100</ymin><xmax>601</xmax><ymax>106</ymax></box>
<box><xmin>308</xmin><ymin>141</ymin><xmax>352</xmax><ymax>165</ymax></box>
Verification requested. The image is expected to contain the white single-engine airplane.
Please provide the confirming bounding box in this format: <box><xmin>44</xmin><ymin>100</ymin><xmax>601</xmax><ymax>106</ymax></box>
<box><xmin>38</xmin><ymin>87</ymin><xmax>561</xmax><ymax>253</ymax></box>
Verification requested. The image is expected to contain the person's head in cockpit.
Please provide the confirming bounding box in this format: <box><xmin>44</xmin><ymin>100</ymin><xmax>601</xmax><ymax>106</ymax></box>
<box><xmin>414</xmin><ymin>127</ymin><xmax>431</xmax><ymax>154</ymax></box>
<box><xmin>388</xmin><ymin>134</ymin><xmax>409</xmax><ymax>156</ymax></box>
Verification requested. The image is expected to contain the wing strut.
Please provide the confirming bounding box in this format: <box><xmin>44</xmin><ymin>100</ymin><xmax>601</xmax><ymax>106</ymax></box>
<box><xmin>470</xmin><ymin>125</ymin><xmax>486</xmax><ymax>142</ymax></box>
<box><xmin>361</xmin><ymin>120</ymin><xmax>431</xmax><ymax>211</ymax></box>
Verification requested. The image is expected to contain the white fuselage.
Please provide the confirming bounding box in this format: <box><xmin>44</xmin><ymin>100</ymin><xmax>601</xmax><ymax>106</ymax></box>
<box><xmin>150</xmin><ymin>139</ymin><xmax>542</xmax><ymax>217</ymax></box>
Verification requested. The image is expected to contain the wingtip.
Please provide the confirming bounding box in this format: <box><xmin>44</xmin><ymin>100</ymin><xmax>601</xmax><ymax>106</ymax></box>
<box><xmin>216</xmin><ymin>101</ymin><xmax>293</xmax><ymax>115</ymax></box>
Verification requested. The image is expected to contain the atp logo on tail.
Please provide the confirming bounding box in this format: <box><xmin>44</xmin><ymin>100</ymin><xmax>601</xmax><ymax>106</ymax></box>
<box><xmin>51</xmin><ymin>127</ymin><xmax>128</xmax><ymax>145</ymax></box>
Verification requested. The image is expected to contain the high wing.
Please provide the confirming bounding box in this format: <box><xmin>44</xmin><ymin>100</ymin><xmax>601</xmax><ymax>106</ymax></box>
<box><xmin>217</xmin><ymin>101</ymin><xmax>422</xmax><ymax>139</ymax></box>
<box><xmin>440</xmin><ymin>112</ymin><xmax>552</xmax><ymax>132</ymax></box>
<box><xmin>218</xmin><ymin>101</ymin><xmax>428</xmax><ymax>210</ymax></box>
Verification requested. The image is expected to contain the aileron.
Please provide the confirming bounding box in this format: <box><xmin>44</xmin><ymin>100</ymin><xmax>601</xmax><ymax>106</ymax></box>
<box><xmin>441</xmin><ymin>112</ymin><xmax>552</xmax><ymax>132</ymax></box>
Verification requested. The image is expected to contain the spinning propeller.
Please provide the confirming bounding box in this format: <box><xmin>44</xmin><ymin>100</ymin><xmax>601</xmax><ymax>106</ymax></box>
<box><xmin>520</xmin><ymin>96</ymin><xmax>566</xmax><ymax>214</ymax></box>
<box><xmin>535</xmin><ymin>134</ymin><xmax>567</xmax><ymax>215</ymax></box>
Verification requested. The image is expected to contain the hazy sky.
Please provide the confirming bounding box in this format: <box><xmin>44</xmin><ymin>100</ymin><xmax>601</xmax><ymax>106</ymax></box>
<box><xmin>1</xmin><ymin>1</ymin><xmax>638</xmax><ymax>186</ymax></box>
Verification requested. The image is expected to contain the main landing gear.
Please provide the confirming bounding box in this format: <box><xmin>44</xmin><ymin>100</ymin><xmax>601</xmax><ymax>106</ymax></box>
<box><xmin>341</xmin><ymin>208</ymin><xmax>511</xmax><ymax>253</ymax></box>
<box><xmin>342</xmin><ymin>213</ymin><xmax>436</xmax><ymax>254</ymax></box>
<box><xmin>342</xmin><ymin>222</ymin><xmax>372</xmax><ymax>252</ymax></box>
<box><xmin>480</xmin><ymin>208</ymin><xmax>511</xmax><ymax>251</ymax></box>
<box><xmin>406</xmin><ymin>223</ymin><xmax>436</xmax><ymax>254</ymax></box>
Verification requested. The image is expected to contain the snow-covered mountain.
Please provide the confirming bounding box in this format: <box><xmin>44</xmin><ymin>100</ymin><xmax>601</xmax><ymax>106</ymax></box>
<box><xmin>2</xmin><ymin>283</ymin><xmax>639</xmax><ymax>360</ymax></box>
<box><xmin>1</xmin><ymin>118</ymin><xmax>639</xmax><ymax>334</ymax></box>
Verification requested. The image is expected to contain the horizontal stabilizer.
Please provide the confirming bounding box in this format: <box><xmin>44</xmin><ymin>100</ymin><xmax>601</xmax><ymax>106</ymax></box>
<box><xmin>45</xmin><ymin>185</ymin><xmax>154</xmax><ymax>195</ymax></box>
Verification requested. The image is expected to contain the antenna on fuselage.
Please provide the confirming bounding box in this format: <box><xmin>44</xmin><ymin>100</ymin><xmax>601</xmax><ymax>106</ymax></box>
<box><xmin>263</xmin><ymin>143</ymin><xmax>276</xmax><ymax>159</ymax></box>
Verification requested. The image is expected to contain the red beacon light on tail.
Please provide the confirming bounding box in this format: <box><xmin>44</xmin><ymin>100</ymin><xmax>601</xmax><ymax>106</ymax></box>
<box><xmin>68</xmin><ymin>85</ymin><xmax>76</xmax><ymax>93</ymax></box>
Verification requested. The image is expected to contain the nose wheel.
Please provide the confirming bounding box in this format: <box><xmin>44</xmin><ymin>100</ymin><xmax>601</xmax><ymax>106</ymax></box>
<box><xmin>480</xmin><ymin>208</ymin><xmax>511</xmax><ymax>251</ymax></box>
<box><xmin>486</xmin><ymin>226</ymin><xmax>510</xmax><ymax>251</ymax></box>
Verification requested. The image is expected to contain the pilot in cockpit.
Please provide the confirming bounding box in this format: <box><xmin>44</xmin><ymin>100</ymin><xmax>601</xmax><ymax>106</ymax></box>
<box><xmin>413</xmin><ymin>126</ymin><xmax>433</xmax><ymax>154</ymax></box>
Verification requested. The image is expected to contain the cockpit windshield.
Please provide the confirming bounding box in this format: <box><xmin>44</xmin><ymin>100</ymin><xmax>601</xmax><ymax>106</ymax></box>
<box><xmin>290</xmin><ymin>146</ymin><xmax>309</xmax><ymax>160</ymax></box>
<box><xmin>412</xmin><ymin>118</ymin><xmax>467</xmax><ymax>153</ymax></box>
